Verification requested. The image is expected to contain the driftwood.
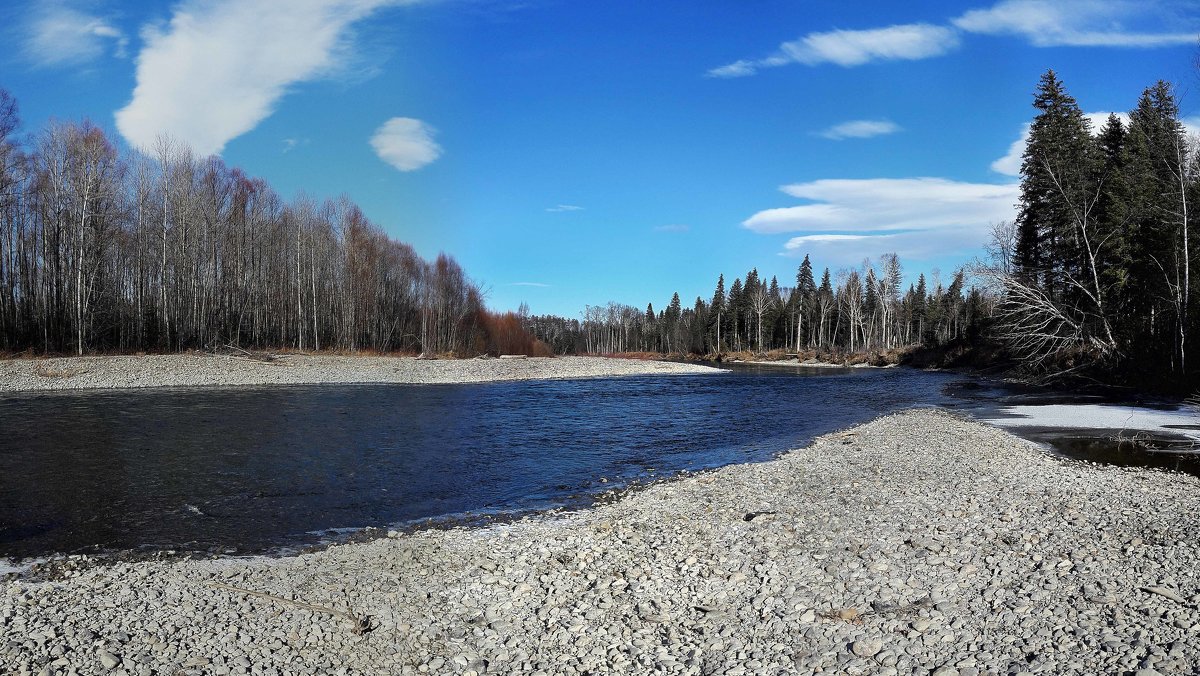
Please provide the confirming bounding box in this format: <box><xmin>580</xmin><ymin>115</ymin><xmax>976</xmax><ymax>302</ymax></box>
<box><xmin>208</xmin><ymin>344</ymin><xmax>292</xmax><ymax>365</ymax></box>
<box><xmin>207</xmin><ymin>581</ymin><xmax>372</xmax><ymax>634</ymax></box>
<box><xmin>1141</xmin><ymin>586</ymin><xmax>1189</xmax><ymax>605</ymax></box>
<box><xmin>498</xmin><ymin>354</ymin><xmax>528</xmax><ymax>360</ymax></box>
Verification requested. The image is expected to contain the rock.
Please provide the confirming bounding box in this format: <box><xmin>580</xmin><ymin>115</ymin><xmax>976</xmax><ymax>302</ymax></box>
<box><xmin>98</xmin><ymin>651</ymin><xmax>120</xmax><ymax>670</ymax></box>
<box><xmin>851</xmin><ymin>638</ymin><xmax>883</xmax><ymax>657</ymax></box>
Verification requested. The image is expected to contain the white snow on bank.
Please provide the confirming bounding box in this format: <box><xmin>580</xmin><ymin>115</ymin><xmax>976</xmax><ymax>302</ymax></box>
<box><xmin>982</xmin><ymin>404</ymin><xmax>1200</xmax><ymax>442</ymax></box>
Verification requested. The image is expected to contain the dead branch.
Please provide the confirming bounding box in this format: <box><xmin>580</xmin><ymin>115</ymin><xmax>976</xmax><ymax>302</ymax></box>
<box><xmin>207</xmin><ymin>581</ymin><xmax>372</xmax><ymax>634</ymax></box>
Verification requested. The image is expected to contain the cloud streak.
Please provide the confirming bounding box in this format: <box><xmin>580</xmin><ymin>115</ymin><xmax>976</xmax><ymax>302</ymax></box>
<box><xmin>743</xmin><ymin>178</ymin><xmax>1018</xmax><ymax>263</ymax></box>
<box><xmin>708</xmin><ymin>23</ymin><xmax>960</xmax><ymax>77</ymax></box>
<box><xmin>709</xmin><ymin>1</ymin><xmax>1198</xmax><ymax>78</ymax></box>
<box><xmin>954</xmin><ymin>0</ymin><xmax>1198</xmax><ymax>47</ymax></box>
<box><xmin>370</xmin><ymin>117</ymin><xmax>441</xmax><ymax>171</ymax></box>
<box><xmin>818</xmin><ymin>119</ymin><xmax>901</xmax><ymax>140</ymax></box>
<box><xmin>545</xmin><ymin>204</ymin><xmax>584</xmax><ymax>212</ymax></box>
<box><xmin>116</xmin><ymin>0</ymin><xmax>410</xmax><ymax>156</ymax></box>
<box><xmin>24</xmin><ymin>2</ymin><xmax>128</xmax><ymax>67</ymax></box>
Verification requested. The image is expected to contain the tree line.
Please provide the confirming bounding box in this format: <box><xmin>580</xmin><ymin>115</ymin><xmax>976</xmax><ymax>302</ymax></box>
<box><xmin>978</xmin><ymin>70</ymin><xmax>1199</xmax><ymax>387</ymax></box>
<box><xmin>0</xmin><ymin>88</ymin><xmax>543</xmax><ymax>356</ymax></box>
<box><xmin>525</xmin><ymin>253</ymin><xmax>990</xmax><ymax>357</ymax></box>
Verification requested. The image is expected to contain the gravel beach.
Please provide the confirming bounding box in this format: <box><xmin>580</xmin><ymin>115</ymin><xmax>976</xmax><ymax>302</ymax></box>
<box><xmin>0</xmin><ymin>355</ymin><xmax>720</xmax><ymax>392</ymax></box>
<box><xmin>5</xmin><ymin>409</ymin><xmax>1200</xmax><ymax>675</ymax></box>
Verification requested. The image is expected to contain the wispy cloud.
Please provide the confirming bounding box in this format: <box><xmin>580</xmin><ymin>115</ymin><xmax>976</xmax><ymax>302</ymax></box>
<box><xmin>509</xmin><ymin>282</ymin><xmax>551</xmax><ymax>287</ymax></box>
<box><xmin>709</xmin><ymin>2</ymin><xmax>1197</xmax><ymax>79</ymax></box>
<box><xmin>745</xmin><ymin>178</ymin><xmax>1017</xmax><ymax>235</ymax></box>
<box><xmin>545</xmin><ymin>204</ymin><xmax>584</xmax><ymax>212</ymax></box>
<box><xmin>818</xmin><ymin>119</ymin><xmax>901</xmax><ymax>140</ymax></box>
<box><xmin>24</xmin><ymin>1</ymin><xmax>128</xmax><ymax>68</ymax></box>
<box><xmin>370</xmin><ymin>117</ymin><xmax>441</xmax><ymax>171</ymax></box>
<box><xmin>707</xmin><ymin>23</ymin><xmax>959</xmax><ymax>77</ymax></box>
<box><xmin>743</xmin><ymin>177</ymin><xmax>1018</xmax><ymax>263</ymax></box>
<box><xmin>282</xmin><ymin>137</ymin><xmax>311</xmax><ymax>153</ymax></box>
<box><xmin>115</xmin><ymin>0</ymin><xmax>413</xmax><ymax>156</ymax></box>
<box><xmin>954</xmin><ymin>0</ymin><xmax>1198</xmax><ymax>47</ymax></box>
<box><xmin>653</xmin><ymin>224</ymin><xmax>690</xmax><ymax>233</ymax></box>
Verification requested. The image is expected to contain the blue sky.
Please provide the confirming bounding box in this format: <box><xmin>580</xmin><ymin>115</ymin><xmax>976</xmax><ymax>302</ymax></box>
<box><xmin>1</xmin><ymin>1</ymin><xmax>1198</xmax><ymax>317</ymax></box>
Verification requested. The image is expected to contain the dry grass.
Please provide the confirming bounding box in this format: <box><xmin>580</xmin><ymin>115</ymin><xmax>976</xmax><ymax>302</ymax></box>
<box><xmin>595</xmin><ymin>352</ymin><xmax>663</xmax><ymax>361</ymax></box>
<box><xmin>33</xmin><ymin>361</ymin><xmax>87</xmax><ymax>379</ymax></box>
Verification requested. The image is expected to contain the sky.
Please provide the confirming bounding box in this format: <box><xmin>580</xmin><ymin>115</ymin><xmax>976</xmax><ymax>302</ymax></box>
<box><xmin>1</xmin><ymin>0</ymin><xmax>1199</xmax><ymax>317</ymax></box>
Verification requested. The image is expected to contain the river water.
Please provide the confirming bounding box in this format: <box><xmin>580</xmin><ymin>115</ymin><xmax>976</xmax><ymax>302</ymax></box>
<box><xmin>0</xmin><ymin>364</ymin><xmax>1195</xmax><ymax>561</ymax></box>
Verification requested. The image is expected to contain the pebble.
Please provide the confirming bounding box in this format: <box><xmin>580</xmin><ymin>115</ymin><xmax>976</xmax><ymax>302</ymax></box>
<box><xmin>4</xmin><ymin>409</ymin><xmax>1200</xmax><ymax>676</ymax></box>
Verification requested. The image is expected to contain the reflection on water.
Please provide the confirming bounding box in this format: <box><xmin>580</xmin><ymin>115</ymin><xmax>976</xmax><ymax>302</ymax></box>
<box><xmin>0</xmin><ymin>366</ymin><xmax>960</xmax><ymax>559</ymax></box>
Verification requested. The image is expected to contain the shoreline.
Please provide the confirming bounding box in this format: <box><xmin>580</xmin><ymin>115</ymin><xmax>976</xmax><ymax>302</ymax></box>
<box><xmin>5</xmin><ymin>410</ymin><xmax>1200</xmax><ymax>674</ymax></box>
<box><xmin>0</xmin><ymin>354</ymin><xmax>722</xmax><ymax>393</ymax></box>
<box><xmin>738</xmin><ymin>358</ymin><xmax>896</xmax><ymax>369</ymax></box>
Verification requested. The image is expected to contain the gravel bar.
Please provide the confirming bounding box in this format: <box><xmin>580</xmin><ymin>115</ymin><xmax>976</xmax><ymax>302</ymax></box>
<box><xmin>0</xmin><ymin>355</ymin><xmax>721</xmax><ymax>392</ymax></box>
<box><xmin>6</xmin><ymin>409</ymin><xmax>1200</xmax><ymax>675</ymax></box>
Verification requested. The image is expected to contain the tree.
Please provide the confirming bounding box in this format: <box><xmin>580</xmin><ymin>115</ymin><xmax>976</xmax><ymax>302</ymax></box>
<box><xmin>794</xmin><ymin>255</ymin><xmax>816</xmax><ymax>350</ymax></box>
<box><xmin>709</xmin><ymin>274</ymin><xmax>726</xmax><ymax>353</ymax></box>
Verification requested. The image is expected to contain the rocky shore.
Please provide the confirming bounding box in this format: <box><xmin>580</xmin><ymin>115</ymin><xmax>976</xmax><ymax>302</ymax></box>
<box><xmin>5</xmin><ymin>409</ymin><xmax>1200</xmax><ymax>675</ymax></box>
<box><xmin>0</xmin><ymin>354</ymin><xmax>720</xmax><ymax>393</ymax></box>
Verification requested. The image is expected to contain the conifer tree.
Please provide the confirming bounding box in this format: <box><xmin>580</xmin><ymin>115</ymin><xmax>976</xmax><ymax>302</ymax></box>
<box><xmin>709</xmin><ymin>274</ymin><xmax>726</xmax><ymax>352</ymax></box>
<box><xmin>795</xmin><ymin>255</ymin><xmax>816</xmax><ymax>349</ymax></box>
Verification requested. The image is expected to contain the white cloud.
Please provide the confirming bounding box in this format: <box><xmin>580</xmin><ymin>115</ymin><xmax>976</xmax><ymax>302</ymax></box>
<box><xmin>706</xmin><ymin>60</ymin><xmax>758</xmax><ymax>79</ymax></box>
<box><xmin>954</xmin><ymin>0</ymin><xmax>1198</xmax><ymax>47</ymax></box>
<box><xmin>708</xmin><ymin>23</ymin><xmax>959</xmax><ymax>77</ymax></box>
<box><xmin>819</xmin><ymin>119</ymin><xmax>901</xmax><ymax>140</ymax></box>
<box><xmin>24</xmin><ymin>2</ymin><xmax>128</xmax><ymax>67</ymax></box>
<box><xmin>743</xmin><ymin>178</ymin><xmax>1018</xmax><ymax>263</ymax></box>
<box><xmin>709</xmin><ymin>2</ymin><xmax>1197</xmax><ymax>78</ymax></box>
<box><xmin>115</xmin><ymin>0</ymin><xmax>408</xmax><ymax>156</ymax></box>
<box><xmin>370</xmin><ymin>117</ymin><xmax>441</xmax><ymax>171</ymax></box>
<box><xmin>990</xmin><ymin>123</ymin><xmax>1030</xmax><ymax>176</ymax></box>
<box><xmin>545</xmin><ymin>204</ymin><xmax>584</xmax><ymax>212</ymax></box>
<box><xmin>784</xmin><ymin>24</ymin><xmax>960</xmax><ymax>66</ymax></box>
<box><xmin>991</xmin><ymin>112</ymin><xmax>1200</xmax><ymax>177</ymax></box>
<box><xmin>654</xmin><ymin>224</ymin><xmax>690</xmax><ymax>233</ymax></box>
<box><xmin>744</xmin><ymin>178</ymin><xmax>1017</xmax><ymax>235</ymax></box>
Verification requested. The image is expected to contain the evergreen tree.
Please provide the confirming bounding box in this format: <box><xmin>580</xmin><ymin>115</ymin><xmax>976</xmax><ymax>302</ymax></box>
<box><xmin>1015</xmin><ymin>70</ymin><xmax>1096</xmax><ymax>300</ymax></box>
<box><xmin>795</xmin><ymin>255</ymin><xmax>817</xmax><ymax>349</ymax></box>
<box><xmin>728</xmin><ymin>277</ymin><xmax>744</xmax><ymax>350</ymax></box>
<box><xmin>914</xmin><ymin>273</ymin><xmax>928</xmax><ymax>341</ymax></box>
<box><xmin>1125</xmin><ymin>81</ymin><xmax>1191</xmax><ymax>372</ymax></box>
<box><xmin>665</xmin><ymin>292</ymin><xmax>682</xmax><ymax>353</ymax></box>
<box><xmin>709</xmin><ymin>274</ymin><xmax>726</xmax><ymax>352</ymax></box>
<box><xmin>816</xmin><ymin>268</ymin><xmax>834</xmax><ymax>348</ymax></box>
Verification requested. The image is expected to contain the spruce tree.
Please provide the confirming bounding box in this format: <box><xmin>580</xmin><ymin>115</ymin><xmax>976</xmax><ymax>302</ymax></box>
<box><xmin>1125</xmin><ymin>81</ymin><xmax>1191</xmax><ymax>373</ymax></box>
<box><xmin>1016</xmin><ymin>70</ymin><xmax>1095</xmax><ymax>299</ymax></box>
<box><xmin>728</xmin><ymin>278</ymin><xmax>743</xmax><ymax>351</ymax></box>
<box><xmin>795</xmin><ymin>255</ymin><xmax>817</xmax><ymax>349</ymax></box>
<box><xmin>709</xmin><ymin>274</ymin><xmax>726</xmax><ymax>352</ymax></box>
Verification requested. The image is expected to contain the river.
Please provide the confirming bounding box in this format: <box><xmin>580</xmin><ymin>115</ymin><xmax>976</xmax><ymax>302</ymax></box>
<box><xmin>0</xmin><ymin>364</ymin><xmax>1195</xmax><ymax>562</ymax></box>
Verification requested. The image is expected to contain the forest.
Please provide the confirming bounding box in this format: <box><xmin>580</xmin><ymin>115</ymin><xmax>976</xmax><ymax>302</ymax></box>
<box><xmin>524</xmin><ymin>254</ymin><xmax>990</xmax><ymax>360</ymax></box>
<box><xmin>977</xmin><ymin>71</ymin><xmax>1198</xmax><ymax>388</ymax></box>
<box><xmin>527</xmin><ymin>70</ymin><xmax>1200</xmax><ymax>391</ymax></box>
<box><xmin>3</xmin><ymin>68</ymin><xmax>1197</xmax><ymax>391</ymax></box>
<box><xmin>0</xmin><ymin>88</ymin><xmax>545</xmax><ymax>357</ymax></box>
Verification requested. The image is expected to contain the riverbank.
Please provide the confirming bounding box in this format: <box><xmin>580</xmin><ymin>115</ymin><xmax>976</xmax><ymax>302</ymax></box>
<box><xmin>5</xmin><ymin>409</ymin><xmax>1200</xmax><ymax>675</ymax></box>
<box><xmin>0</xmin><ymin>354</ymin><xmax>721</xmax><ymax>392</ymax></box>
